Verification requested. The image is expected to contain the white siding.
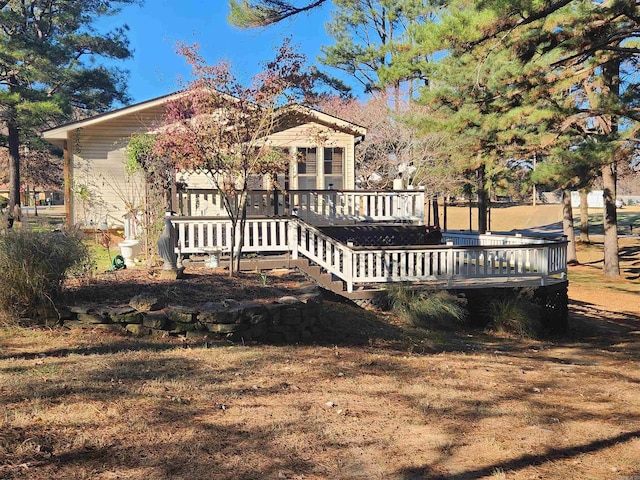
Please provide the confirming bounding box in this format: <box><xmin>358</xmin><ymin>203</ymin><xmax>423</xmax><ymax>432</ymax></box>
<box><xmin>72</xmin><ymin>134</ymin><xmax>141</xmax><ymax>227</ymax></box>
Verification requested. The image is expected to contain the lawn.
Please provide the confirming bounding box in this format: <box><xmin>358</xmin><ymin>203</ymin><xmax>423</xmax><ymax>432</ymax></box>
<box><xmin>1</xmin><ymin>206</ymin><xmax>639</xmax><ymax>479</ymax></box>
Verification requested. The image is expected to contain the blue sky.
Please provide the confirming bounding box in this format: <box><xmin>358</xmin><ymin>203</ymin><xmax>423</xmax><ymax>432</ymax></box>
<box><xmin>98</xmin><ymin>1</ymin><xmax>355</xmax><ymax>105</ymax></box>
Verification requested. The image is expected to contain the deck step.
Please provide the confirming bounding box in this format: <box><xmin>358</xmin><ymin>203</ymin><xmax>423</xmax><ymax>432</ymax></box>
<box><xmin>291</xmin><ymin>258</ymin><xmax>345</xmax><ymax>294</ymax></box>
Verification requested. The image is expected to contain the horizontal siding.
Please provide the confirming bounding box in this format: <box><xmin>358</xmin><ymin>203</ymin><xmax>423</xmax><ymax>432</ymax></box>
<box><xmin>72</xmin><ymin>135</ymin><xmax>143</xmax><ymax>228</ymax></box>
<box><xmin>267</xmin><ymin>122</ymin><xmax>354</xmax><ymax>148</ymax></box>
<box><xmin>77</xmin><ymin>104</ymin><xmax>166</xmax><ymax>137</ymax></box>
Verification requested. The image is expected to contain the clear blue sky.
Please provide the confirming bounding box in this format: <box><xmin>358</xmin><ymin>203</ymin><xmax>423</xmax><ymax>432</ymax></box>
<box><xmin>98</xmin><ymin>1</ymin><xmax>356</xmax><ymax>105</ymax></box>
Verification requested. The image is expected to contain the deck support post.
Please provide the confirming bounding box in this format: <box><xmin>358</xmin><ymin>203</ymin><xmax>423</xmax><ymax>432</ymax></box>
<box><xmin>446</xmin><ymin>241</ymin><xmax>455</xmax><ymax>286</ymax></box>
<box><xmin>345</xmin><ymin>248</ymin><xmax>354</xmax><ymax>293</ymax></box>
<box><xmin>288</xmin><ymin>219</ymin><xmax>298</xmax><ymax>260</ymax></box>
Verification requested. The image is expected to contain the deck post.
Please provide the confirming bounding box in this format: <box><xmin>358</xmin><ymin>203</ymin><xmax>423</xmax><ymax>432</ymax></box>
<box><xmin>540</xmin><ymin>246</ymin><xmax>550</xmax><ymax>286</ymax></box>
<box><xmin>345</xmin><ymin>248</ymin><xmax>354</xmax><ymax>293</ymax></box>
<box><xmin>446</xmin><ymin>241</ymin><xmax>455</xmax><ymax>285</ymax></box>
<box><xmin>288</xmin><ymin>219</ymin><xmax>298</xmax><ymax>260</ymax></box>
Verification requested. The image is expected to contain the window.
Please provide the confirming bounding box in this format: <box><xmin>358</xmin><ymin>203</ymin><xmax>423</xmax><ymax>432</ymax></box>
<box><xmin>297</xmin><ymin>147</ymin><xmax>317</xmax><ymax>189</ymax></box>
<box><xmin>324</xmin><ymin>147</ymin><xmax>344</xmax><ymax>189</ymax></box>
<box><xmin>297</xmin><ymin>147</ymin><xmax>317</xmax><ymax>175</ymax></box>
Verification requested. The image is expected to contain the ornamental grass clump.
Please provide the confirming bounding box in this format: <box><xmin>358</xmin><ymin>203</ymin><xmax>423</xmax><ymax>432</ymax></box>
<box><xmin>389</xmin><ymin>284</ymin><xmax>468</xmax><ymax>330</ymax></box>
<box><xmin>486</xmin><ymin>289</ymin><xmax>542</xmax><ymax>339</ymax></box>
<box><xmin>0</xmin><ymin>228</ymin><xmax>94</xmax><ymax>323</ymax></box>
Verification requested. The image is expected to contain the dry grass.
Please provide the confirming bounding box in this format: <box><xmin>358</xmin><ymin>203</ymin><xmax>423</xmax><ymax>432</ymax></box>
<box><xmin>2</xmin><ymin>282</ymin><xmax>640</xmax><ymax>479</ymax></box>
<box><xmin>1</xmin><ymin>208</ymin><xmax>639</xmax><ymax>479</ymax></box>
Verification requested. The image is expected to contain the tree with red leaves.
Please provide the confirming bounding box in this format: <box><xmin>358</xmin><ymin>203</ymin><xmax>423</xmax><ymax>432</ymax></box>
<box><xmin>154</xmin><ymin>39</ymin><xmax>311</xmax><ymax>275</ymax></box>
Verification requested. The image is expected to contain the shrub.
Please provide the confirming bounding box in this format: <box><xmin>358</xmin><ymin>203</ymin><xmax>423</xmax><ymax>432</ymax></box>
<box><xmin>388</xmin><ymin>284</ymin><xmax>468</xmax><ymax>330</ymax></box>
<box><xmin>486</xmin><ymin>289</ymin><xmax>541</xmax><ymax>338</ymax></box>
<box><xmin>0</xmin><ymin>228</ymin><xmax>94</xmax><ymax>323</ymax></box>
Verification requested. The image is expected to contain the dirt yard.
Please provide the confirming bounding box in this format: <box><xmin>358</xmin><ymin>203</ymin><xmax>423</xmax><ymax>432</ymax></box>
<box><xmin>1</xmin><ymin>216</ymin><xmax>639</xmax><ymax>479</ymax></box>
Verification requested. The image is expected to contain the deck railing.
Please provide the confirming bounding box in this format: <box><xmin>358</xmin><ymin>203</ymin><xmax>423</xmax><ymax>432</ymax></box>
<box><xmin>172</xmin><ymin>216</ymin><xmax>568</xmax><ymax>292</ymax></box>
<box><xmin>293</xmin><ymin>221</ymin><xmax>567</xmax><ymax>292</ymax></box>
<box><xmin>172</xmin><ymin>216</ymin><xmax>290</xmax><ymax>255</ymax></box>
<box><xmin>177</xmin><ymin>188</ymin><xmax>425</xmax><ymax>224</ymax></box>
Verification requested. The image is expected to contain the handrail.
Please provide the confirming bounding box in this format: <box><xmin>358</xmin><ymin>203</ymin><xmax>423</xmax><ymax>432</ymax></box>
<box><xmin>443</xmin><ymin>231</ymin><xmax>565</xmax><ymax>246</ymax></box>
<box><xmin>292</xmin><ymin>218</ymin><xmax>356</xmax><ymax>291</ymax></box>
<box><xmin>176</xmin><ymin>188</ymin><xmax>426</xmax><ymax>224</ymax></box>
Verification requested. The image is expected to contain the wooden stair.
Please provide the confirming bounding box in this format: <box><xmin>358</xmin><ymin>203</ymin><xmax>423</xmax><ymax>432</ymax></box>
<box><xmin>290</xmin><ymin>258</ymin><xmax>387</xmax><ymax>307</ymax></box>
<box><xmin>291</xmin><ymin>258</ymin><xmax>346</xmax><ymax>294</ymax></box>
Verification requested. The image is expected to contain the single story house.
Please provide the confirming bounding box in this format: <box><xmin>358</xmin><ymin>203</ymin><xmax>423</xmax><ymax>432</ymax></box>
<box><xmin>42</xmin><ymin>91</ymin><xmax>366</xmax><ymax>228</ymax></box>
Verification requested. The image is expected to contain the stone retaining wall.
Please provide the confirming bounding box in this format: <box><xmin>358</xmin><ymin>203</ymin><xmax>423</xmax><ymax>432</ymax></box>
<box><xmin>61</xmin><ymin>289</ymin><xmax>322</xmax><ymax>343</ymax></box>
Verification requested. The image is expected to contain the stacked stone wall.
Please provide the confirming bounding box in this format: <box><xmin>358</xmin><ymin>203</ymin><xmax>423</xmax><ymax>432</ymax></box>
<box><xmin>61</xmin><ymin>290</ymin><xmax>322</xmax><ymax>343</ymax></box>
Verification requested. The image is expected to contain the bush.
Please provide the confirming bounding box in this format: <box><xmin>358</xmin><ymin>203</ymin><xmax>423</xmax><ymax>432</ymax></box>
<box><xmin>486</xmin><ymin>289</ymin><xmax>541</xmax><ymax>338</ymax></box>
<box><xmin>0</xmin><ymin>228</ymin><xmax>94</xmax><ymax>323</ymax></box>
<box><xmin>388</xmin><ymin>285</ymin><xmax>468</xmax><ymax>330</ymax></box>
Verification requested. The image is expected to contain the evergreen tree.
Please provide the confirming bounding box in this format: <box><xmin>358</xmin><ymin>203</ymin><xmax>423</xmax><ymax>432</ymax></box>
<box><xmin>0</xmin><ymin>0</ymin><xmax>135</xmax><ymax>213</ymax></box>
<box><xmin>229</xmin><ymin>0</ymin><xmax>428</xmax><ymax>102</ymax></box>
<box><xmin>384</xmin><ymin>0</ymin><xmax>638</xmax><ymax>274</ymax></box>
<box><xmin>320</xmin><ymin>0</ymin><xmax>426</xmax><ymax>100</ymax></box>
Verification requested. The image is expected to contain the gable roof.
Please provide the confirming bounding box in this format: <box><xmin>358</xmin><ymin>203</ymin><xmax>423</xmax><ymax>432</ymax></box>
<box><xmin>41</xmin><ymin>91</ymin><xmax>366</xmax><ymax>141</ymax></box>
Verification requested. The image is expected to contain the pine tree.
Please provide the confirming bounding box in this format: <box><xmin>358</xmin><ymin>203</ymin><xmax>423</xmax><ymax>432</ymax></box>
<box><xmin>0</xmin><ymin>0</ymin><xmax>135</xmax><ymax>214</ymax></box>
<box><xmin>319</xmin><ymin>0</ymin><xmax>425</xmax><ymax>101</ymax></box>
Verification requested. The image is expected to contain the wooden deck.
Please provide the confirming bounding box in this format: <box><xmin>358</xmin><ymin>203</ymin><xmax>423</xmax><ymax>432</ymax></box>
<box><xmin>158</xmin><ymin>188</ymin><xmax>568</xmax><ymax>308</ymax></box>
<box><xmin>164</xmin><ymin>189</ymin><xmax>569</xmax><ymax>328</ymax></box>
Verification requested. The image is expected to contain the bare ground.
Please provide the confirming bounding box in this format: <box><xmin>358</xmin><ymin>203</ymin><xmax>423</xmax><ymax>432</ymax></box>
<box><xmin>1</xmin><ymin>242</ymin><xmax>639</xmax><ymax>479</ymax></box>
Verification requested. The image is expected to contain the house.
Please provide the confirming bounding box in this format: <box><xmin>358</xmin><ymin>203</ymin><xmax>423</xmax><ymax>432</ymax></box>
<box><xmin>42</xmin><ymin>91</ymin><xmax>367</xmax><ymax>228</ymax></box>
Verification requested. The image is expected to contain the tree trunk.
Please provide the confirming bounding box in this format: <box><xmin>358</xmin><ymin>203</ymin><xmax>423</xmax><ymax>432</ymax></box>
<box><xmin>229</xmin><ymin>218</ymin><xmax>238</xmax><ymax>277</ymax></box>
<box><xmin>443</xmin><ymin>195</ymin><xmax>448</xmax><ymax>231</ymax></box>
<box><xmin>601</xmin><ymin>163</ymin><xmax>620</xmax><ymax>277</ymax></box>
<box><xmin>235</xmin><ymin>192</ymin><xmax>248</xmax><ymax>275</ymax></box>
<box><xmin>8</xmin><ymin>120</ymin><xmax>21</xmax><ymax>211</ymax></box>
<box><xmin>477</xmin><ymin>165</ymin><xmax>487</xmax><ymax>234</ymax></box>
<box><xmin>532</xmin><ymin>152</ymin><xmax>538</xmax><ymax>207</ymax></box>
<box><xmin>562</xmin><ymin>189</ymin><xmax>578</xmax><ymax>265</ymax></box>
<box><xmin>600</xmin><ymin>58</ymin><xmax>621</xmax><ymax>277</ymax></box>
<box><xmin>432</xmin><ymin>196</ymin><xmax>440</xmax><ymax>228</ymax></box>
<box><xmin>579</xmin><ymin>189</ymin><xmax>590</xmax><ymax>243</ymax></box>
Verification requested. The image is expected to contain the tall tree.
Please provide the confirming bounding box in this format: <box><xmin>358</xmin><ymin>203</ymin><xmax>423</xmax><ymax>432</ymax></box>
<box><xmin>319</xmin><ymin>0</ymin><xmax>422</xmax><ymax>100</ymax></box>
<box><xmin>385</xmin><ymin>0</ymin><xmax>638</xmax><ymax>274</ymax></box>
<box><xmin>0</xmin><ymin>0</ymin><xmax>135</xmax><ymax>214</ymax></box>
<box><xmin>532</xmin><ymin>139</ymin><xmax>603</xmax><ymax>264</ymax></box>
<box><xmin>154</xmin><ymin>40</ymin><xmax>311</xmax><ymax>276</ymax></box>
<box><xmin>386</xmin><ymin>7</ymin><xmax>565</xmax><ymax>233</ymax></box>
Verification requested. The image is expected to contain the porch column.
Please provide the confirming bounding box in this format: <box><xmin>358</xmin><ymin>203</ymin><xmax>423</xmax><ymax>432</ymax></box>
<box><xmin>290</xmin><ymin>147</ymin><xmax>298</xmax><ymax>191</ymax></box>
<box><xmin>317</xmin><ymin>145</ymin><xmax>325</xmax><ymax>190</ymax></box>
<box><xmin>63</xmin><ymin>138</ymin><xmax>72</xmax><ymax>228</ymax></box>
